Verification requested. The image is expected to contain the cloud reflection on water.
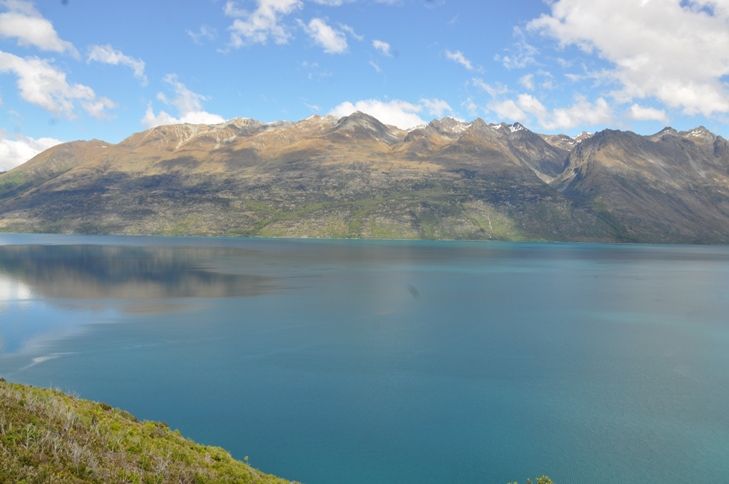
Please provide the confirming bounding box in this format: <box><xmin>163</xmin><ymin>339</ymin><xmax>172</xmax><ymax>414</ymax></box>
<box><xmin>0</xmin><ymin>243</ymin><xmax>282</xmax><ymax>357</ymax></box>
<box><xmin>0</xmin><ymin>244</ymin><xmax>280</xmax><ymax>301</ymax></box>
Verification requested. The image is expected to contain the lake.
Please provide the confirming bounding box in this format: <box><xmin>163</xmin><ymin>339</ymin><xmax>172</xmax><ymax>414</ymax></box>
<box><xmin>1</xmin><ymin>234</ymin><xmax>728</xmax><ymax>483</ymax></box>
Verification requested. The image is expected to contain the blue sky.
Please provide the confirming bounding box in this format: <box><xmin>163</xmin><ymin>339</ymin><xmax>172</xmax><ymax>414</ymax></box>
<box><xmin>2</xmin><ymin>0</ymin><xmax>729</xmax><ymax>169</ymax></box>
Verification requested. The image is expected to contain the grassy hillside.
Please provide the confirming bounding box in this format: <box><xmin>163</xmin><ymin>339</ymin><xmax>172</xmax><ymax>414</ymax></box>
<box><xmin>0</xmin><ymin>379</ymin><xmax>294</xmax><ymax>484</ymax></box>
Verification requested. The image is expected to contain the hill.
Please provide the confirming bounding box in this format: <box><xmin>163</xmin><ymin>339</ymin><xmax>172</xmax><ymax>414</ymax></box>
<box><xmin>1</xmin><ymin>113</ymin><xmax>728</xmax><ymax>243</ymax></box>
<box><xmin>0</xmin><ymin>378</ymin><xmax>294</xmax><ymax>483</ymax></box>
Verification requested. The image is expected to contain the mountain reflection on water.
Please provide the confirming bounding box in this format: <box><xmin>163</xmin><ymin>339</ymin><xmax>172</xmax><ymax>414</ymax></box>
<box><xmin>0</xmin><ymin>244</ymin><xmax>279</xmax><ymax>301</ymax></box>
<box><xmin>0</xmin><ymin>242</ymin><xmax>285</xmax><ymax>355</ymax></box>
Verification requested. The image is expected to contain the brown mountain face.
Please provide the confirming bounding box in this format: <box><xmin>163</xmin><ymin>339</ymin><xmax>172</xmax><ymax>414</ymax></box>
<box><xmin>0</xmin><ymin>112</ymin><xmax>728</xmax><ymax>243</ymax></box>
<box><xmin>555</xmin><ymin>127</ymin><xmax>729</xmax><ymax>243</ymax></box>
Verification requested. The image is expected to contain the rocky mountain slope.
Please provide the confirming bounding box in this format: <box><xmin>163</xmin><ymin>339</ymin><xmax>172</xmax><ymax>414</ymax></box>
<box><xmin>1</xmin><ymin>112</ymin><xmax>728</xmax><ymax>243</ymax></box>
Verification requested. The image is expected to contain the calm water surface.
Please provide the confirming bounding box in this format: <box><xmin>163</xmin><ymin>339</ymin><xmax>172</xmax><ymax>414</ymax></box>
<box><xmin>1</xmin><ymin>234</ymin><xmax>728</xmax><ymax>483</ymax></box>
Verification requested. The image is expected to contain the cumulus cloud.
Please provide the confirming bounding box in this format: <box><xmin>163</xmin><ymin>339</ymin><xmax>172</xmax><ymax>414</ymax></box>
<box><xmin>87</xmin><ymin>45</ymin><xmax>147</xmax><ymax>85</ymax></box>
<box><xmin>489</xmin><ymin>99</ymin><xmax>527</xmax><ymax>123</ymax></box>
<box><xmin>463</xmin><ymin>97</ymin><xmax>479</xmax><ymax>117</ymax></box>
<box><xmin>0</xmin><ymin>0</ymin><xmax>78</xmax><ymax>56</ymax></box>
<box><xmin>141</xmin><ymin>74</ymin><xmax>225</xmax><ymax>128</ymax></box>
<box><xmin>489</xmin><ymin>93</ymin><xmax>614</xmax><ymax>131</ymax></box>
<box><xmin>373</xmin><ymin>39</ymin><xmax>392</xmax><ymax>56</ymax></box>
<box><xmin>225</xmin><ymin>0</ymin><xmax>302</xmax><ymax>47</ymax></box>
<box><xmin>545</xmin><ymin>96</ymin><xmax>614</xmax><ymax>130</ymax></box>
<box><xmin>329</xmin><ymin>99</ymin><xmax>425</xmax><ymax>129</ymax></box>
<box><xmin>328</xmin><ymin>98</ymin><xmax>452</xmax><ymax>129</ymax></box>
<box><xmin>0</xmin><ymin>131</ymin><xmax>63</xmax><ymax>171</ymax></box>
<box><xmin>301</xmin><ymin>18</ymin><xmax>347</xmax><ymax>54</ymax></box>
<box><xmin>309</xmin><ymin>0</ymin><xmax>353</xmax><ymax>4</ymax></box>
<box><xmin>628</xmin><ymin>103</ymin><xmax>669</xmax><ymax>124</ymax></box>
<box><xmin>420</xmin><ymin>98</ymin><xmax>453</xmax><ymax>117</ymax></box>
<box><xmin>141</xmin><ymin>108</ymin><xmax>225</xmax><ymax>127</ymax></box>
<box><xmin>519</xmin><ymin>74</ymin><xmax>534</xmax><ymax>90</ymax></box>
<box><xmin>0</xmin><ymin>51</ymin><xmax>115</xmax><ymax>118</ymax></box>
<box><xmin>528</xmin><ymin>0</ymin><xmax>729</xmax><ymax>116</ymax></box>
<box><xmin>445</xmin><ymin>49</ymin><xmax>473</xmax><ymax>70</ymax></box>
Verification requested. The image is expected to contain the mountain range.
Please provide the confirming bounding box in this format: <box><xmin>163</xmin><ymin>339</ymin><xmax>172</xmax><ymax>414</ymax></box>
<box><xmin>2</xmin><ymin>112</ymin><xmax>729</xmax><ymax>243</ymax></box>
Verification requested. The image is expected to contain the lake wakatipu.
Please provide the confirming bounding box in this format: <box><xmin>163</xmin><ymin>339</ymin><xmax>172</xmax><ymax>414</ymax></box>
<box><xmin>1</xmin><ymin>234</ymin><xmax>728</xmax><ymax>483</ymax></box>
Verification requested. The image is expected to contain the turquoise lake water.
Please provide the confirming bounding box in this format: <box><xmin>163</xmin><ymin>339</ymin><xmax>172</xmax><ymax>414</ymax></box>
<box><xmin>1</xmin><ymin>234</ymin><xmax>728</xmax><ymax>483</ymax></box>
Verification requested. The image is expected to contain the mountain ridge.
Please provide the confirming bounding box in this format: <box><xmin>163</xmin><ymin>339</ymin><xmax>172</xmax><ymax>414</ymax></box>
<box><xmin>2</xmin><ymin>112</ymin><xmax>729</xmax><ymax>243</ymax></box>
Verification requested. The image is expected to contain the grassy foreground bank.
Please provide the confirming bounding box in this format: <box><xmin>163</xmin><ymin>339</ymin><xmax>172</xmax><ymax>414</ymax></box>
<box><xmin>0</xmin><ymin>379</ymin><xmax>294</xmax><ymax>483</ymax></box>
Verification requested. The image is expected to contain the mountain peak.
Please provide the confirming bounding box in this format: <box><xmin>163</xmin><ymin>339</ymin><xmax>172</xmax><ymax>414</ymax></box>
<box><xmin>427</xmin><ymin>117</ymin><xmax>468</xmax><ymax>136</ymax></box>
<box><xmin>681</xmin><ymin>126</ymin><xmax>716</xmax><ymax>140</ymax></box>
<box><xmin>510</xmin><ymin>122</ymin><xmax>527</xmax><ymax>133</ymax></box>
<box><xmin>489</xmin><ymin>122</ymin><xmax>530</xmax><ymax>134</ymax></box>
<box><xmin>573</xmin><ymin>131</ymin><xmax>593</xmax><ymax>143</ymax></box>
<box><xmin>329</xmin><ymin>111</ymin><xmax>402</xmax><ymax>144</ymax></box>
<box><xmin>335</xmin><ymin>111</ymin><xmax>381</xmax><ymax>128</ymax></box>
<box><xmin>465</xmin><ymin>118</ymin><xmax>499</xmax><ymax>137</ymax></box>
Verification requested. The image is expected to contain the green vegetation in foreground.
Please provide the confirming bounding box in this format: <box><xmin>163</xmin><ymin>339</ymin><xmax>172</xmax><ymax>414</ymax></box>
<box><xmin>508</xmin><ymin>478</ymin><xmax>555</xmax><ymax>484</ymax></box>
<box><xmin>0</xmin><ymin>379</ymin><xmax>295</xmax><ymax>484</ymax></box>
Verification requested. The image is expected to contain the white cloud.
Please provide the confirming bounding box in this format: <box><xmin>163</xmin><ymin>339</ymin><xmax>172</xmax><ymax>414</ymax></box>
<box><xmin>519</xmin><ymin>74</ymin><xmax>535</xmax><ymax>90</ymax></box>
<box><xmin>445</xmin><ymin>49</ymin><xmax>473</xmax><ymax>70</ymax></box>
<box><xmin>309</xmin><ymin>0</ymin><xmax>354</xmax><ymax>4</ymax></box>
<box><xmin>339</xmin><ymin>24</ymin><xmax>363</xmax><ymax>41</ymax></box>
<box><xmin>544</xmin><ymin>96</ymin><xmax>614</xmax><ymax>130</ymax></box>
<box><xmin>628</xmin><ymin>104</ymin><xmax>669</xmax><ymax>124</ymax></box>
<box><xmin>472</xmin><ymin>78</ymin><xmax>508</xmax><ymax>97</ymax></box>
<box><xmin>329</xmin><ymin>99</ymin><xmax>426</xmax><ymax>129</ymax></box>
<box><xmin>539</xmin><ymin>71</ymin><xmax>555</xmax><ymax>90</ymax></box>
<box><xmin>462</xmin><ymin>97</ymin><xmax>479</xmax><ymax>117</ymax></box>
<box><xmin>328</xmin><ymin>98</ymin><xmax>454</xmax><ymax>129</ymax></box>
<box><xmin>489</xmin><ymin>99</ymin><xmax>527</xmax><ymax>123</ymax></box>
<box><xmin>369</xmin><ymin>60</ymin><xmax>381</xmax><ymax>72</ymax></box>
<box><xmin>156</xmin><ymin>74</ymin><xmax>205</xmax><ymax>114</ymax></box>
<box><xmin>308</xmin><ymin>0</ymin><xmax>394</xmax><ymax>4</ymax></box>
<box><xmin>0</xmin><ymin>131</ymin><xmax>63</xmax><ymax>171</ymax></box>
<box><xmin>515</xmin><ymin>93</ymin><xmax>549</xmax><ymax>120</ymax></box>
<box><xmin>87</xmin><ymin>45</ymin><xmax>147</xmax><ymax>85</ymax></box>
<box><xmin>494</xmin><ymin>28</ymin><xmax>538</xmax><ymax>69</ymax></box>
<box><xmin>141</xmin><ymin>74</ymin><xmax>225</xmax><ymax>128</ymax></box>
<box><xmin>81</xmin><ymin>98</ymin><xmax>117</xmax><ymax>119</ymax></box>
<box><xmin>528</xmin><ymin>0</ymin><xmax>729</xmax><ymax>116</ymax></box>
<box><xmin>187</xmin><ymin>25</ymin><xmax>217</xmax><ymax>44</ymax></box>
<box><xmin>0</xmin><ymin>0</ymin><xmax>78</xmax><ymax>56</ymax></box>
<box><xmin>141</xmin><ymin>108</ymin><xmax>225</xmax><ymax>128</ymax></box>
<box><xmin>300</xmin><ymin>18</ymin><xmax>347</xmax><ymax>54</ymax></box>
<box><xmin>420</xmin><ymin>98</ymin><xmax>453</xmax><ymax>117</ymax></box>
<box><xmin>488</xmin><ymin>93</ymin><xmax>614</xmax><ymax>131</ymax></box>
<box><xmin>0</xmin><ymin>51</ymin><xmax>115</xmax><ymax>118</ymax></box>
<box><xmin>373</xmin><ymin>39</ymin><xmax>392</xmax><ymax>56</ymax></box>
<box><xmin>225</xmin><ymin>0</ymin><xmax>303</xmax><ymax>47</ymax></box>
